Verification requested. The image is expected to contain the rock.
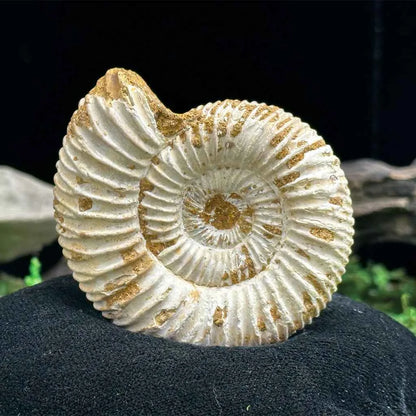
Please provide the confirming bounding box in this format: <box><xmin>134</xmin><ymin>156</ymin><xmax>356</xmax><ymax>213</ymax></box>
<box><xmin>0</xmin><ymin>272</ymin><xmax>25</xmax><ymax>296</ymax></box>
<box><xmin>0</xmin><ymin>166</ymin><xmax>57</xmax><ymax>263</ymax></box>
<box><xmin>42</xmin><ymin>257</ymin><xmax>71</xmax><ymax>280</ymax></box>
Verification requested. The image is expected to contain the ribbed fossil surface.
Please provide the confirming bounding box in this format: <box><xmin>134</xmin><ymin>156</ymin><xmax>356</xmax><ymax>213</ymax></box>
<box><xmin>54</xmin><ymin>68</ymin><xmax>354</xmax><ymax>346</ymax></box>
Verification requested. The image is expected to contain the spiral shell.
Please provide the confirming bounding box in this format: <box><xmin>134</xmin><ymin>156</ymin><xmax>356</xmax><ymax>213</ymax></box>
<box><xmin>54</xmin><ymin>68</ymin><xmax>354</xmax><ymax>346</ymax></box>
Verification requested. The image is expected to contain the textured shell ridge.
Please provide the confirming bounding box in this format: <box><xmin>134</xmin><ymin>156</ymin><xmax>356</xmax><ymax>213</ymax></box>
<box><xmin>54</xmin><ymin>67</ymin><xmax>354</xmax><ymax>347</ymax></box>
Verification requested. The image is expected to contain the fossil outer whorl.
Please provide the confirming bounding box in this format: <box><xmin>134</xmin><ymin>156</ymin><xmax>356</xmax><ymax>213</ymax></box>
<box><xmin>54</xmin><ymin>68</ymin><xmax>354</xmax><ymax>346</ymax></box>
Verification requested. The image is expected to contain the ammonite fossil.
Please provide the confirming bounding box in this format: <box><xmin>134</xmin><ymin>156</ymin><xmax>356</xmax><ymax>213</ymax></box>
<box><xmin>54</xmin><ymin>68</ymin><xmax>354</xmax><ymax>346</ymax></box>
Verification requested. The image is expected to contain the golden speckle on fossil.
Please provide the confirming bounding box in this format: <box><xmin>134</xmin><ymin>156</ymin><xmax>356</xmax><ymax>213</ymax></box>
<box><xmin>54</xmin><ymin>67</ymin><xmax>354</xmax><ymax>347</ymax></box>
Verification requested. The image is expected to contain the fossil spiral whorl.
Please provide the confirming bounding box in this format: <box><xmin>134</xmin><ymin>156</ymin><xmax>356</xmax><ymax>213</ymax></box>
<box><xmin>53</xmin><ymin>68</ymin><xmax>354</xmax><ymax>346</ymax></box>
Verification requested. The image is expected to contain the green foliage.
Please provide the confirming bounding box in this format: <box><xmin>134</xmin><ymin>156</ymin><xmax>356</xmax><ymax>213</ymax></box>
<box><xmin>339</xmin><ymin>256</ymin><xmax>416</xmax><ymax>335</ymax></box>
<box><xmin>388</xmin><ymin>294</ymin><xmax>416</xmax><ymax>335</ymax></box>
<box><xmin>0</xmin><ymin>257</ymin><xmax>43</xmax><ymax>296</ymax></box>
<box><xmin>23</xmin><ymin>257</ymin><xmax>42</xmax><ymax>286</ymax></box>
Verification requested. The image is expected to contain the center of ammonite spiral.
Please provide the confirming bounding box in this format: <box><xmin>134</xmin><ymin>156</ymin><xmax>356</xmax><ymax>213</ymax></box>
<box><xmin>182</xmin><ymin>187</ymin><xmax>254</xmax><ymax>249</ymax></box>
<box><xmin>203</xmin><ymin>194</ymin><xmax>241</xmax><ymax>230</ymax></box>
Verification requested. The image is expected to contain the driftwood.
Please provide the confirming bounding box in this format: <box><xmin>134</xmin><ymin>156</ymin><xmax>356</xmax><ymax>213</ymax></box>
<box><xmin>342</xmin><ymin>159</ymin><xmax>416</xmax><ymax>247</ymax></box>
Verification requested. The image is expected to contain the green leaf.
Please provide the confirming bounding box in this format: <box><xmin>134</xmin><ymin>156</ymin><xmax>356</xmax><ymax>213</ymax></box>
<box><xmin>339</xmin><ymin>256</ymin><xmax>416</xmax><ymax>335</ymax></box>
<box><xmin>23</xmin><ymin>257</ymin><xmax>43</xmax><ymax>287</ymax></box>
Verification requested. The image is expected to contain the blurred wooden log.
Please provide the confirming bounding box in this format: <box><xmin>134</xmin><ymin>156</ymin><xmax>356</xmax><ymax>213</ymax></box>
<box><xmin>341</xmin><ymin>159</ymin><xmax>416</xmax><ymax>247</ymax></box>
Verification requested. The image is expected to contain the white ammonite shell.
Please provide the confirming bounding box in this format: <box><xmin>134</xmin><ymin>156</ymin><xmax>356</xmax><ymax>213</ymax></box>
<box><xmin>54</xmin><ymin>68</ymin><xmax>354</xmax><ymax>346</ymax></box>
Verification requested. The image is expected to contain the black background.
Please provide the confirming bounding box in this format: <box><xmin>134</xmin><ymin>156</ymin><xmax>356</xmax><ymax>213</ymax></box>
<box><xmin>1</xmin><ymin>1</ymin><xmax>415</xmax><ymax>273</ymax></box>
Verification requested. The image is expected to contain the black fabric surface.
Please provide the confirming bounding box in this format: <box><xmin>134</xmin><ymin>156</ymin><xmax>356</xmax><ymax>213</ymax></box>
<box><xmin>1</xmin><ymin>276</ymin><xmax>415</xmax><ymax>416</ymax></box>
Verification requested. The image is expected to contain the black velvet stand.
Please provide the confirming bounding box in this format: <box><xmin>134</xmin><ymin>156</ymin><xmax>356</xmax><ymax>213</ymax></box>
<box><xmin>1</xmin><ymin>276</ymin><xmax>415</xmax><ymax>416</ymax></box>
